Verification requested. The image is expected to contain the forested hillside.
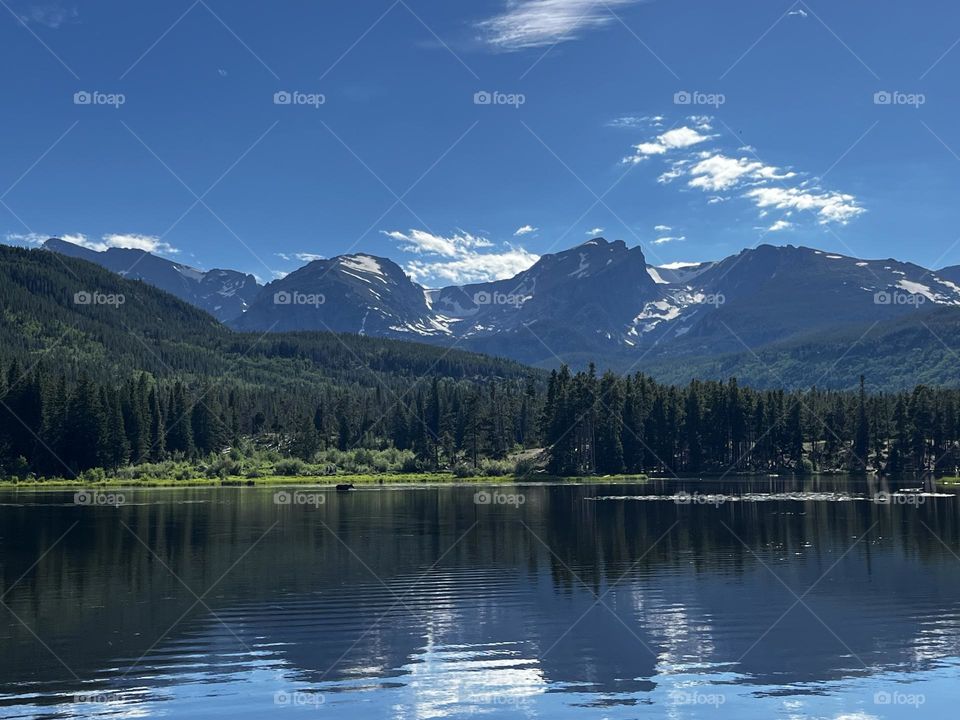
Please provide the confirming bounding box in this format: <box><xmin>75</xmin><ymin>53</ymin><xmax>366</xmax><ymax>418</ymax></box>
<box><xmin>1</xmin><ymin>245</ymin><xmax>959</xmax><ymax>480</ymax></box>
<box><xmin>0</xmin><ymin>246</ymin><xmax>543</xmax><ymax>479</ymax></box>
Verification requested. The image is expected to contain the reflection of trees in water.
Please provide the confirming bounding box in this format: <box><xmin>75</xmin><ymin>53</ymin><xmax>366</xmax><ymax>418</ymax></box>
<box><xmin>2</xmin><ymin>481</ymin><xmax>960</xmax><ymax>701</ymax></box>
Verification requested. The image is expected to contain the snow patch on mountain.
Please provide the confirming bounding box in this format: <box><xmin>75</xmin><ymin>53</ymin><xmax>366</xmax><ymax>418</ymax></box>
<box><xmin>340</xmin><ymin>254</ymin><xmax>386</xmax><ymax>281</ymax></box>
<box><xmin>646</xmin><ymin>267</ymin><xmax>669</xmax><ymax>284</ymax></box>
<box><xmin>568</xmin><ymin>252</ymin><xmax>590</xmax><ymax>278</ymax></box>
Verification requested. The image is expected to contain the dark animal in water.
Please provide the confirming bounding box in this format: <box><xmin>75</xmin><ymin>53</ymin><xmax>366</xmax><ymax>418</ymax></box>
<box><xmin>336</xmin><ymin>483</ymin><xmax>355</xmax><ymax>492</ymax></box>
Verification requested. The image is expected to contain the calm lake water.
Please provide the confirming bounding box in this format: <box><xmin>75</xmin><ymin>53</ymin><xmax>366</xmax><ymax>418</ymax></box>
<box><xmin>2</xmin><ymin>476</ymin><xmax>960</xmax><ymax>719</ymax></box>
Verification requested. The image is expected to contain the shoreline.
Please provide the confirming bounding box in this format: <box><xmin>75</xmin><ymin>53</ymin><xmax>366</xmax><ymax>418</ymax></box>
<box><xmin>4</xmin><ymin>472</ymin><xmax>953</xmax><ymax>491</ymax></box>
<box><xmin>0</xmin><ymin>473</ymin><xmax>651</xmax><ymax>491</ymax></box>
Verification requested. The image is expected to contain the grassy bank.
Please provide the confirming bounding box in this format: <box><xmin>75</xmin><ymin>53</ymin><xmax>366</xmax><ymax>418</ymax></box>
<box><xmin>0</xmin><ymin>473</ymin><xmax>649</xmax><ymax>490</ymax></box>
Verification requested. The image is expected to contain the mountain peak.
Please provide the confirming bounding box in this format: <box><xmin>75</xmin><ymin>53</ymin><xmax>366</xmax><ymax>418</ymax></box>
<box><xmin>44</xmin><ymin>236</ymin><xmax>259</xmax><ymax>322</ymax></box>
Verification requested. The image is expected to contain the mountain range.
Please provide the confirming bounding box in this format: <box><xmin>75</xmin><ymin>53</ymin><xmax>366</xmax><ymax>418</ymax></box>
<box><xmin>40</xmin><ymin>237</ymin><xmax>960</xmax><ymax>389</ymax></box>
<box><xmin>44</xmin><ymin>238</ymin><xmax>260</xmax><ymax>322</ymax></box>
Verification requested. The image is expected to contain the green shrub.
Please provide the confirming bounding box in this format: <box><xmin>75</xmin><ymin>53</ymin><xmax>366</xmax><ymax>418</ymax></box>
<box><xmin>451</xmin><ymin>463</ymin><xmax>474</xmax><ymax>478</ymax></box>
<box><xmin>275</xmin><ymin>458</ymin><xmax>306</xmax><ymax>476</ymax></box>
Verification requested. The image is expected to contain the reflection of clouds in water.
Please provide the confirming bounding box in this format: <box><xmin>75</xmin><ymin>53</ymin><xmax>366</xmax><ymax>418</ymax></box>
<box><xmin>399</xmin><ymin>611</ymin><xmax>545</xmax><ymax>719</ymax></box>
<box><xmin>647</xmin><ymin>603</ymin><xmax>717</xmax><ymax>672</ymax></box>
<box><xmin>912</xmin><ymin>613</ymin><xmax>960</xmax><ymax>664</ymax></box>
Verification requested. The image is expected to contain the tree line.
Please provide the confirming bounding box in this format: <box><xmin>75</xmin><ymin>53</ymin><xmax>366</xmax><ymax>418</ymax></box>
<box><xmin>2</xmin><ymin>357</ymin><xmax>960</xmax><ymax>479</ymax></box>
<box><xmin>542</xmin><ymin>365</ymin><xmax>959</xmax><ymax>476</ymax></box>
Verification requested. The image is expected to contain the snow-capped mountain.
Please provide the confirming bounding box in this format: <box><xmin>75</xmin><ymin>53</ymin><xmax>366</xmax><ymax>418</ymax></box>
<box><xmin>635</xmin><ymin>244</ymin><xmax>960</xmax><ymax>357</ymax></box>
<box><xmin>233</xmin><ymin>239</ymin><xmax>960</xmax><ymax>370</ymax></box>
<box><xmin>232</xmin><ymin>253</ymin><xmax>452</xmax><ymax>337</ymax></box>
<box><xmin>43</xmin><ymin>238</ymin><xmax>259</xmax><ymax>322</ymax></box>
<box><xmin>44</xmin><ymin>235</ymin><xmax>960</xmax><ymax>379</ymax></box>
<box><xmin>427</xmin><ymin>239</ymin><xmax>664</xmax><ymax>358</ymax></box>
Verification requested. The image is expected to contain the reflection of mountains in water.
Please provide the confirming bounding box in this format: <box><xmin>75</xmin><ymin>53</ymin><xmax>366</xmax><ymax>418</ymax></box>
<box><xmin>2</xmin><ymin>480</ymin><xmax>960</xmax><ymax>710</ymax></box>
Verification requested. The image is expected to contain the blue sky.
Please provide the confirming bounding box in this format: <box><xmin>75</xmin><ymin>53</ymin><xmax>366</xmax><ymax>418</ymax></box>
<box><xmin>2</xmin><ymin>0</ymin><xmax>960</xmax><ymax>285</ymax></box>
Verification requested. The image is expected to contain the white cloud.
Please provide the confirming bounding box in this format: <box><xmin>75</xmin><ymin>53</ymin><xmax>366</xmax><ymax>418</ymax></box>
<box><xmin>657</xmin><ymin>161</ymin><xmax>688</xmax><ymax>184</ymax></box>
<box><xmin>275</xmin><ymin>252</ymin><xmax>323</xmax><ymax>263</ymax></box>
<box><xmin>654</xmin><ymin>224</ymin><xmax>671</xmax><ymax>232</ymax></box>
<box><xmin>624</xmin><ymin>126</ymin><xmax>713</xmax><ymax>163</ymax></box>
<box><xmin>5</xmin><ymin>231</ymin><xmax>178</xmax><ymax>255</ymax></box>
<box><xmin>623</xmin><ymin>119</ymin><xmax>865</xmax><ymax>228</ymax></box>
<box><xmin>479</xmin><ymin>0</ymin><xmax>644</xmax><ymax>50</ymax></box>
<box><xmin>406</xmin><ymin>247</ymin><xmax>540</xmax><ymax>285</ymax></box>
<box><xmin>586</xmin><ymin>227</ymin><xmax>604</xmax><ymax>236</ymax></box>
<box><xmin>689</xmin><ymin>115</ymin><xmax>713</xmax><ymax>131</ymax></box>
<box><xmin>608</xmin><ymin>115</ymin><xmax>664</xmax><ymax>129</ymax></box>
<box><xmin>514</xmin><ymin>224</ymin><xmax>537</xmax><ymax>236</ymax></box>
<box><xmin>688</xmin><ymin>153</ymin><xmax>796</xmax><ymax>191</ymax></box>
<box><xmin>746</xmin><ymin>186</ymin><xmax>864</xmax><ymax>225</ymax></box>
<box><xmin>788</xmin><ymin>8</ymin><xmax>808</xmax><ymax>17</ymax></box>
<box><xmin>100</xmin><ymin>233</ymin><xmax>179</xmax><ymax>254</ymax></box>
<box><xmin>653</xmin><ymin>235</ymin><xmax>685</xmax><ymax>245</ymax></box>
<box><xmin>18</xmin><ymin>3</ymin><xmax>77</xmax><ymax>28</ymax></box>
<box><xmin>382</xmin><ymin>229</ymin><xmax>492</xmax><ymax>258</ymax></box>
<box><xmin>3</xmin><ymin>232</ymin><xmax>48</xmax><ymax>246</ymax></box>
<box><xmin>386</xmin><ymin>228</ymin><xmax>538</xmax><ymax>285</ymax></box>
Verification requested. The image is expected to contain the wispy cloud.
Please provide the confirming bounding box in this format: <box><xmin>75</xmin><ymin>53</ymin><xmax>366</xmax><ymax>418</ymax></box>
<box><xmin>623</xmin><ymin>126</ymin><xmax>713</xmax><ymax>163</ymax></box>
<box><xmin>653</xmin><ymin>235</ymin><xmax>685</xmax><ymax>245</ymax></box>
<box><xmin>385</xmin><ymin>228</ymin><xmax>539</xmax><ymax>285</ymax></box>
<box><xmin>631</xmin><ymin>115</ymin><xmax>865</xmax><ymax>226</ymax></box>
<box><xmin>687</xmin><ymin>153</ymin><xmax>796</xmax><ymax>191</ymax></box>
<box><xmin>6</xmin><ymin>231</ymin><xmax>178</xmax><ymax>254</ymax></box>
<box><xmin>608</xmin><ymin>115</ymin><xmax>664</xmax><ymax>129</ymax></box>
<box><xmin>514</xmin><ymin>224</ymin><xmax>538</xmax><ymax>236</ymax></box>
<box><xmin>276</xmin><ymin>252</ymin><xmax>325</xmax><ymax>263</ymax></box>
<box><xmin>4</xmin><ymin>232</ymin><xmax>49</xmax><ymax>246</ymax></box>
<box><xmin>586</xmin><ymin>227</ymin><xmax>604</xmax><ymax>236</ymax></box>
<box><xmin>478</xmin><ymin>0</ymin><xmax>645</xmax><ymax>51</ymax></box>
<box><xmin>98</xmin><ymin>233</ymin><xmax>178</xmax><ymax>254</ymax></box>
<box><xmin>18</xmin><ymin>3</ymin><xmax>77</xmax><ymax>29</ymax></box>
<box><xmin>383</xmin><ymin>228</ymin><xmax>493</xmax><ymax>257</ymax></box>
<box><xmin>747</xmin><ymin>187</ymin><xmax>862</xmax><ymax>225</ymax></box>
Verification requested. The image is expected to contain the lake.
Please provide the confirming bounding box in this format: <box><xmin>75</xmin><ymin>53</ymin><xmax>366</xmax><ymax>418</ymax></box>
<box><xmin>2</xmin><ymin>476</ymin><xmax>959</xmax><ymax>719</ymax></box>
